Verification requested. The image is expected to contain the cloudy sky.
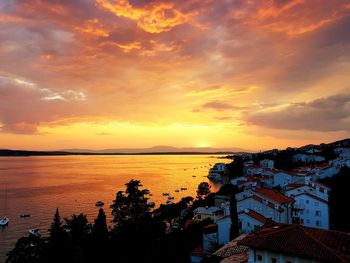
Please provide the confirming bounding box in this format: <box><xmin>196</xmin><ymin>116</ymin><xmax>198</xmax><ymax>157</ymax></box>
<box><xmin>0</xmin><ymin>0</ymin><xmax>350</xmax><ymax>151</ymax></box>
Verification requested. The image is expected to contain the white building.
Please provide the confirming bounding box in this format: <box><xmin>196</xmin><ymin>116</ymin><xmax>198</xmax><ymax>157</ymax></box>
<box><xmin>285</xmin><ymin>181</ymin><xmax>329</xmax><ymax>202</ymax></box>
<box><xmin>215</xmin><ymin>216</ymin><xmax>231</xmax><ymax>245</ymax></box>
<box><xmin>208</xmin><ymin>163</ymin><xmax>226</xmax><ymax>180</ymax></box>
<box><xmin>193</xmin><ymin>206</ymin><xmax>225</xmax><ymax>222</ymax></box>
<box><xmin>292</xmin><ymin>192</ymin><xmax>329</xmax><ymax>229</ymax></box>
<box><xmin>272</xmin><ymin>171</ymin><xmax>303</xmax><ymax>187</ymax></box>
<box><xmin>260</xmin><ymin>159</ymin><xmax>274</xmax><ymax>169</ymax></box>
<box><xmin>238</xmin><ymin>209</ymin><xmax>268</xmax><ymax>234</ymax></box>
<box><xmin>293</xmin><ymin>154</ymin><xmax>325</xmax><ymax>163</ymax></box>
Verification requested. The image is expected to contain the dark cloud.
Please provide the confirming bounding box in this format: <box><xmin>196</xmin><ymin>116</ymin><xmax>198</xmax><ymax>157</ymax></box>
<box><xmin>245</xmin><ymin>93</ymin><xmax>350</xmax><ymax>131</ymax></box>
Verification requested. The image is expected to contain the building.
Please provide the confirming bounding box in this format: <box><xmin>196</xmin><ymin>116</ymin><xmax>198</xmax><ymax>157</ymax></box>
<box><xmin>238</xmin><ymin>209</ymin><xmax>269</xmax><ymax>234</ymax></box>
<box><xmin>260</xmin><ymin>159</ymin><xmax>274</xmax><ymax>169</ymax></box>
<box><xmin>293</xmin><ymin>154</ymin><xmax>325</xmax><ymax>164</ymax></box>
<box><xmin>238</xmin><ymin>223</ymin><xmax>350</xmax><ymax>263</ymax></box>
<box><xmin>292</xmin><ymin>192</ymin><xmax>329</xmax><ymax>229</ymax></box>
<box><xmin>193</xmin><ymin>207</ymin><xmax>225</xmax><ymax>222</ymax></box>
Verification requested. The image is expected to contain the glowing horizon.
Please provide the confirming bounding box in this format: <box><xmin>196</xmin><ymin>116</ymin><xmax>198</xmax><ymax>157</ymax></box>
<box><xmin>1</xmin><ymin>0</ymin><xmax>350</xmax><ymax>151</ymax></box>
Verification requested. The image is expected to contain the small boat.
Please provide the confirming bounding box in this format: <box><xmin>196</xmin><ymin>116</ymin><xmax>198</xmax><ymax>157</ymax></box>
<box><xmin>175</xmin><ymin>190</ymin><xmax>180</xmax><ymax>192</ymax></box>
<box><xmin>29</xmin><ymin>228</ymin><xmax>41</xmax><ymax>237</ymax></box>
<box><xmin>147</xmin><ymin>201</ymin><xmax>155</xmax><ymax>206</ymax></box>
<box><xmin>20</xmin><ymin>214</ymin><xmax>31</xmax><ymax>218</ymax></box>
<box><xmin>192</xmin><ymin>175</ymin><xmax>196</xmax><ymax>177</ymax></box>
<box><xmin>180</xmin><ymin>188</ymin><xmax>187</xmax><ymax>191</ymax></box>
<box><xmin>166</xmin><ymin>200</ymin><xmax>174</xmax><ymax>205</ymax></box>
<box><xmin>95</xmin><ymin>201</ymin><xmax>104</xmax><ymax>207</ymax></box>
<box><xmin>0</xmin><ymin>216</ymin><xmax>9</xmax><ymax>226</ymax></box>
<box><xmin>162</xmin><ymin>193</ymin><xmax>170</xmax><ymax>196</ymax></box>
<box><xmin>168</xmin><ymin>196</ymin><xmax>174</xmax><ymax>200</ymax></box>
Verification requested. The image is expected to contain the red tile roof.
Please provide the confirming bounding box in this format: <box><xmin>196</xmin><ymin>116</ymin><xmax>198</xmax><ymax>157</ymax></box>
<box><xmin>255</xmin><ymin>188</ymin><xmax>294</xmax><ymax>204</ymax></box>
<box><xmin>238</xmin><ymin>224</ymin><xmax>350</xmax><ymax>263</ymax></box>
<box><xmin>250</xmin><ymin>195</ymin><xmax>284</xmax><ymax>213</ymax></box>
<box><xmin>239</xmin><ymin>209</ymin><xmax>269</xmax><ymax>224</ymax></box>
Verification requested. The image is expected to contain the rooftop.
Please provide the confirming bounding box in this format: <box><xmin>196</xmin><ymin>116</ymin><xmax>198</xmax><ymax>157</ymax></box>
<box><xmin>238</xmin><ymin>223</ymin><xmax>350</xmax><ymax>263</ymax></box>
<box><xmin>255</xmin><ymin>188</ymin><xmax>294</xmax><ymax>204</ymax></box>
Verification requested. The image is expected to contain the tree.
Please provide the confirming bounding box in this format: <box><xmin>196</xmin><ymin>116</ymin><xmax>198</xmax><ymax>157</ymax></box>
<box><xmin>229</xmin><ymin>193</ymin><xmax>239</xmax><ymax>240</ymax></box>
<box><xmin>111</xmin><ymin>179</ymin><xmax>154</xmax><ymax>227</ymax></box>
<box><xmin>64</xmin><ymin>213</ymin><xmax>90</xmax><ymax>242</ymax></box>
<box><xmin>48</xmin><ymin>208</ymin><xmax>65</xmax><ymax>244</ymax></box>
<box><xmin>196</xmin><ymin>182</ymin><xmax>211</xmax><ymax>200</ymax></box>
<box><xmin>92</xmin><ymin>208</ymin><xmax>108</xmax><ymax>241</ymax></box>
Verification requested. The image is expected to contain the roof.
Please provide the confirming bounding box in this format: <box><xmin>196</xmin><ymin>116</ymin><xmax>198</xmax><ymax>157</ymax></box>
<box><xmin>239</xmin><ymin>209</ymin><xmax>269</xmax><ymax>224</ymax></box>
<box><xmin>239</xmin><ymin>195</ymin><xmax>284</xmax><ymax>213</ymax></box>
<box><xmin>194</xmin><ymin>206</ymin><xmax>223</xmax><ymax>214</ymax></box>
<box><xmin>293</xmin><ymin>192</ymin><xmax>328</xmax><ymax>204</ymax></box>
<box><xmin>238</xmin><ymin>224</ymin><xmax>350</xmax><ymax>263</ymax></box>
<box><xmin>213</xmin><ymin>234</ymin><xmax>248</xmax><ymax>258</ymax></box>
<box><xmin>286</xmin><ymin>183</ymin><xmax>307</xmax><ymax>189</ymax></box>
<box><xmin>255</xmin><ymin>188</ymin><xmax>294</xmax><ymax>204</ymax></box>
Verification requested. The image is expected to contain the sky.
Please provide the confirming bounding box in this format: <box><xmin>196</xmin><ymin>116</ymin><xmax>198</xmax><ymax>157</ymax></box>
<box><xmin>0</xmin><ymin>0</ymin><xmax>350</xmax><ymax>151</ymax></box>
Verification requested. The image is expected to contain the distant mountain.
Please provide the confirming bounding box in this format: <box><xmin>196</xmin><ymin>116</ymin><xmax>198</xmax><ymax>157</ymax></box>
<box><xmin>0</xmin><ymin>145</ymin><xmax>249</xmax><ymax>156</ymax></box>
<box><xmin>61</xmin><ymin>145</ymin><xmax>249</xmax><ymax>154</ymax></box>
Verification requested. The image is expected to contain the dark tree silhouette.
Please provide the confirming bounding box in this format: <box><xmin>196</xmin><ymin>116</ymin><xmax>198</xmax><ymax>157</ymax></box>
<box><xmin>196</xmin><ymin>182</ymin><xmax>211</xmax><ymax>200</ymax></box>
<box><xmin>110</xmin><ymin>179</ymin><xmax>154</xmax><ymax>227</ymax></box>
<box><xmin>229</xmin><ymin>192</ymin><xmax>239</xmax><ymax>240</ymax></box>
<box><xmin>48</xmin><ymin>208</ymin><xmax>65</xmax><ymax>244</ymax></box>
<box><xmin>327</xmin><ymin>167</ymin><xmax>350</xmax><ymax>232</ymax></box>
<box><xmin>92</xmin><ymin>208</ymin><xmax>108</xmax><ymax>241</ymax></box>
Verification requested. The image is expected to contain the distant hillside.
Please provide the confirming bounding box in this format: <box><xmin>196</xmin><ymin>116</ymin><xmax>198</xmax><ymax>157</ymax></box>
<box><xmin>62</xmin><ymin>145</ymin><xmax>249</xmax><ymax>154</ymax></box>
<box><xmin>0</xmin><ymin>146</ymin><xmax>248</xmax><ymax>156</ymax></box>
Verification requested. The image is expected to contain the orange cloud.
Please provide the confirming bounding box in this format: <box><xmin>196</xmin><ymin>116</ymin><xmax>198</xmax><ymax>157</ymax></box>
<box><xmin>96</xmin><ymin>0</ymin><xmax>199</xmax><ymax>33</ymax></box>
<box><xmin>75</xmin><ymin>19</ymin><xmax>110</xmax><ymax>37</ymax></box>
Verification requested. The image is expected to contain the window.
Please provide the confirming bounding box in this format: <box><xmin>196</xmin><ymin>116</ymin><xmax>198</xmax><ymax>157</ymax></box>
<box><xmin>316</xmin><ymin>220</ymin><xmax>321</xmax><ymax>226</ymax></box>
<box><xmin>300</xmin><ymin>219</ymin><xmax>304</xmax><ymax>224</ymax></box>
<box><xmin>271</xmin><ymin>258</ymin><xmax>277</xmax><ymax>263</ymax></box>
<box><xmin>315</xmin><ymin>210</ymin><xmax>321</xmax><ymax>216</ymax></box>
<box><xmin>315</xmin><ymin>202</ymin><xmax>319</xmax><ymax>206</ymax></box>
<box><xmin>257</xmin><ymin>255</ymin><xmax>263</xmax><ymax>261</ymax></box>
<box><xmin>306</xmin><ymin>219</ymin><xmax>310</xmax><ymax>224</ymax></box>
<box><xmin>306</xmin><ymin>200</ymin><xmax>309</xmax><ymax>204</ymax></box>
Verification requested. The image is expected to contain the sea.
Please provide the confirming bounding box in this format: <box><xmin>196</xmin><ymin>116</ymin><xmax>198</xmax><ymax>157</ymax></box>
<box><xmin>0</xmin><ymin>154</ymin><xmax>231</xmax><ymax>262</ymax></box>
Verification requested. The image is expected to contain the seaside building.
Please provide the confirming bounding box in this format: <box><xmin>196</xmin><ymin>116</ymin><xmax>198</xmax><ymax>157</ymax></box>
<box><xmin>238</xmin><ymin>223</ymin><xmax>350</xmax><ymax>263</ymax></box>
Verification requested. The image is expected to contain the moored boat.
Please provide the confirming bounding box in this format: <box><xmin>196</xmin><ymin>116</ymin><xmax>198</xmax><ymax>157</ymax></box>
<box><xmin>95</xmin><ymin>201</ymin><xmax>104</xmax><ymax>207</ymax></box>
<box><xmin>29</xmin><ymin>228</ymin><xmax>41</xmax><ymax>237</ymax></box>
<box><xmin>0</xmin><ymin>216</ymin><xmax>9</xmax><ymax>226</ymax></box>
<box><xmin>20</xmin><ymin>214</ymin><xmax>31</xmax><ymax>218</ymax></box>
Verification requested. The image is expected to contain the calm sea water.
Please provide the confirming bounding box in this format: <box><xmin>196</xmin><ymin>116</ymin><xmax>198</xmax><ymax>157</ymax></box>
<box><xmin>0</xmin><ymin>154</ymin><xmax>230</xmax><ymax>262</ymax></box>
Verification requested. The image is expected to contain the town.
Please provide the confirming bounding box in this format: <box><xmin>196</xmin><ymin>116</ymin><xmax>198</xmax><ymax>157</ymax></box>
<box><xmin>191</xmin><ymin>138</ymin><xmax>350</xmax><ymax>262</ymax></box>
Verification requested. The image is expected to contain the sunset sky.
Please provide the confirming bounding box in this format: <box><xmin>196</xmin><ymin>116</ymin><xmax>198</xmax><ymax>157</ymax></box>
<box><xmin>0</xmin><ymin>0</ymin><xmax>350</xmax><ymax>151</ymax></box>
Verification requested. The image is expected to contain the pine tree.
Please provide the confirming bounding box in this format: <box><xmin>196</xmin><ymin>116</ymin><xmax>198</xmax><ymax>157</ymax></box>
<box><xmin>229</xmin><ymin>193</ymin><xmax>239</xmax><ymax>240</ymax></box>
<box><xmin>48</xmin><ymin>208</ymin><xmax>65</xmax><ymax>244</ymax></box>
<box><xmin>92</xmin><ymin>208</ymin><xmax>108</xmax><ymax>241</ymax></box>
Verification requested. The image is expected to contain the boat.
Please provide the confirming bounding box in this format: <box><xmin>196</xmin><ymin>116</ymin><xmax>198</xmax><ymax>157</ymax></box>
<box><xmin>147</xmin><ymin>201</ymin><xmax>155</xmax><ymax>206</ymax></box>
<box><xmin>0</xmin><ymin>186</ymin><xmax>9</xmax><ymax>227</ymax></box>
<box><xmin>20</xmin><ymin>214</ymin><xmax>31</xmax><ymax>218</ymax></box>
<box><xmin>162</xmin><ymin>193</ymin><xmax>170</xmax><ymax>196</ymax></box>
<box><xmin>166</xmin><ymin>200</ymin><xmax>174</xmax><ymax>205</ymax></box>
<box><xmin>192</xmin><ymin>175</ymin><xmax>196</xmax><ymax>177</ymax></box>
<box><xmin>167</xmin><ymin>196</ymin><xmax>174</xmax><ymax>200</ymax></box>
<box><xmin>29</xmin><ymin>228</ymin><xmax>41</xmax><ymax>237</ymax></box>
<box><xmin>95</xmin><ymin>201</ymin><xmax>104</xmax><ymax>207</ymax></box>
<box><xmin>175</xmin><ymin>190</ymin><xmax>180</xmax><ymax>192</ymax></box>
<box><xmin>180</xmin><ymin>187</ymin><xmax>187</xmax><ymax>191</ymax></box>
<box><xmin>0</xmin><ymin>216</ymin><xmax>9</xmax><ymax>226</ymax></box>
